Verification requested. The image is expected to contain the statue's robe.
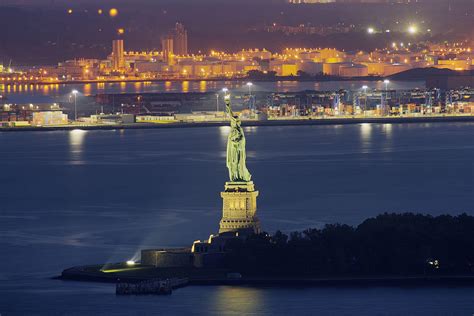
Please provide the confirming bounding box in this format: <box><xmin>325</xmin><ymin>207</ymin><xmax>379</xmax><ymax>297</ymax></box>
<box><xmin>226</xmin><ymin>122</ymin><xmax>251</xmax><ymax>182</ymax></box>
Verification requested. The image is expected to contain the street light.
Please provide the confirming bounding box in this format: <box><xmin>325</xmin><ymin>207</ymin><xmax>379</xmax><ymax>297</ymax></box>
<box><xmin>72</xmin><ymin>90</ymin><xmax>79</xmax><ymax>121</ymax></box>
<box><xmin>383</xmin><ymin>80</ymin><xmax>390</xmax><ymax>116</ymax></box>
<box><xmin>362</xmin><ymin>85</ymin><xmax>368</xmax><ymax>113</ymax></box>
<box><xmin>246</xmin><ymin>82</ymin><xmax>253</xmax><ymax>96</ymax></box>
<box><xmin>222</xmin><ymin>87</ymin><xmax>229</xmax><ymax>100</ymax></box>
<box><xmin>408</xmin><ymin>25</ymin><xmax>418</xmax><ymax>35</ymax></box>
<box><xmin>222</xmin><ymin>88</ymin><xmax>230</xmax><ymax>117</ymax></box>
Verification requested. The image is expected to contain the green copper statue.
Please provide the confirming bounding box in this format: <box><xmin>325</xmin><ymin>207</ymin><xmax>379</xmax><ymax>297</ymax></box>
<box><xmin>225</xmin><ymin>93</ymin><xmax>252</xmax><ymax>182</ymax></box>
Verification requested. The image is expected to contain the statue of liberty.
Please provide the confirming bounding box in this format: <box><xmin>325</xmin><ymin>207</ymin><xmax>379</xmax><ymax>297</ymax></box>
<box><xmin>225</xmin><ymin>93</ymin><xmax>252</xmax><ymax>182</ymax></box>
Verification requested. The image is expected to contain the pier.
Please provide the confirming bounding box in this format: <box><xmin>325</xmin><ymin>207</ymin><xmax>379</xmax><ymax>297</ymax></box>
<box><xmin>116</xmin><ymin>278</ymin><xmax>189</xmax><ymax>295</ymax></box>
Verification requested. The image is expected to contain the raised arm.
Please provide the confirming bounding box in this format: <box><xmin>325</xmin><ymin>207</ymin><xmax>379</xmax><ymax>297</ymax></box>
<box><xmin>225</xmin><ymin>94</ymin><xmax>235</xmax><ymax>120</ymax></box>
<box><xmin>225</xmin><ymin>95</ymin><xmax>232</xmax><ymax>114</ymax></box>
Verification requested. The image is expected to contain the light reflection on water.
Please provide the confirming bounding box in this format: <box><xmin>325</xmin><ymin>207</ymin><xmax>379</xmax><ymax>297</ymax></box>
<box><xmin>134</xmin><ymin>81</ymin><xmax>141</xmax><ymax>91</ymax></box>
<box><xmin>360</xmin><ymin>123</ymin><xmax>372</xmax><ymax>143</ymax></box>
<box><xmin>199</xmin><ymin>80</ymin><xmax>207</xmax><ymax>93</ymax></box>
<box><xmin>1</xmin><ymin>80</ymin><xmax>425</xmax><ymax>103</ymax></box>
<box><xmin>120</xmin><ymin>81</ymin><xmax>127</xmax><ymax>91</ymax></box>
<box><xmin>383</xmin><ymin>123</ymin><xmax>393</xmax><ymax>139</ymax></box>
<box><xmin>69</xmin><ymin>129</ymin><xmax>87</xmax><ymax>164</ymax></box>
<box><xmin>165</xmin><ymin>81</ymin><xmax>172</xmax><ymax>92</ymax></box>
<box><xmin>213</xmin><ymin>286</ymin><xmax>264</xmax><ymax>315</ymax></box>
<box><xmin>83</xmin><ymin>83</ymin><xmax>92</xmax><ymax>95</ymax></box>
<box><xmin>182</xmin><ymin>81</ymin><xmax>189</xmax><ymax>93</ymax></box>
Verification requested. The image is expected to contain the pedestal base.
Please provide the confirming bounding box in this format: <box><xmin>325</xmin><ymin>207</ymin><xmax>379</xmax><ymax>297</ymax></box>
<box><xmin>219</xmin><ymin>181</ymin><xmax>261</xmax><ymax>235</ymax></box>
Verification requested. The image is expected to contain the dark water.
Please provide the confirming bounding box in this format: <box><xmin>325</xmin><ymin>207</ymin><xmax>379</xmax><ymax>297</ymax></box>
<box><xmin>1</xmin><ymin>79</ymin><xmax>425</xmax><ymax>103</ymax></box>
<box><xmin>1</xmin><ymin>123</ymin><xmax>473</xmax><ymax>315</ymax></box>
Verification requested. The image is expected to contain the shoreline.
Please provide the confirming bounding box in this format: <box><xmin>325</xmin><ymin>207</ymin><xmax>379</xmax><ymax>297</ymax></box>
<box><xmin>2</xmin><ymin>115</ymin><xmax>474</xmax><ymax>132</ymax></box>
<box><xmin>59</xmin><ymin>265</ymin><xmax>474</xmax><ymax>288</ymax></box>
<box><xmin>0</xmin><ymin>76</ymin><xmax>386</xmax><ymax>86</ymax></box>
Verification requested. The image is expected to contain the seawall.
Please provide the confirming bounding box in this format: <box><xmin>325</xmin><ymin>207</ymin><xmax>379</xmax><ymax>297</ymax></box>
<box><xmin>2</xmin><ymin>115</ymin><xmax>474</xmax><ymax>132</ymax></box>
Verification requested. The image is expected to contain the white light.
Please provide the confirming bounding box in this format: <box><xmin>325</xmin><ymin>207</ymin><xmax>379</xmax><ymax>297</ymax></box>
<box><xmin>72</xmin><ymin>90</ymin><xmax>79</xmax><ymax>95</ymax></box>
<box><xmin>362</xmin><ymin>85</ymin><xmax>368</xmax><ymax>90</ymax></box>
<box><xmin>126</xmin><ymin>260</ymin><xmax>135</xmax><ymax>266</ymax></box>
<box><xmin>246</xmin><ymin>82</ymin><xmax>253</xmax><ymax>86</ymax></box>
<box><xmin>367</xmin><ymin>27</ymin><xmax>375</xmax><ymax>34</ymax></box>
<box><xmin>222</xmin><ymin>88</ymin><xmax>228</xmax><ymax>92</ymax></box>
<box><xmin>384</xmin><ymin>80</ymin><xmax>390</xmax><ymax>84</ymax></box>
<box><xmin>408</xmin><ymin>25</ymin><xmax>417</xmax><ymax>34</ymax></box>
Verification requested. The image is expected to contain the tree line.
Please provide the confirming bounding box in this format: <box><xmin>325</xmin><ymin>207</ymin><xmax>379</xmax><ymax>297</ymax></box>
<box><xmin>224</xmin><ymin>213</ymin><xmax>474</xmax><ymax>277</ymax></box>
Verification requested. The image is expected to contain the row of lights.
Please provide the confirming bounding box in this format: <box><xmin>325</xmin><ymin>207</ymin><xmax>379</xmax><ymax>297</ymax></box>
<box><xmin>68</xmin><ymin>8</ymin><xmax>119</xmax><ymax>17</ymax></box>
<box><xmin>367</xmin><ymin>25</ymin><xmax>423</xmax><ymax>35</ymax></box>
<box><xmin>362</xmin><ymin>80</ymin><xmax>390</xmax><ymax>92</ymax></box>
<box><xmin>221</xmin><ymin>82</ymin><xmax>253</xmax><ymax>94</ymax></box>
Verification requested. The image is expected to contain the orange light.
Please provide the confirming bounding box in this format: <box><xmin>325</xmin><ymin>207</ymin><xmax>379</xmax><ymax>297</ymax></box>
<box><xmin>98</xmin><ymin>9</ymin><xmax>103</xmax><ymax>15</ymax></box>
<box><xmin>117</xmin><ymin>28</ymin><xmax>125</xmax><ymax>35</ymax></box>
<box><xmin>109</xmin><ymin>8</ymin><xmax>119</xmax><ymax>17</ymax></box>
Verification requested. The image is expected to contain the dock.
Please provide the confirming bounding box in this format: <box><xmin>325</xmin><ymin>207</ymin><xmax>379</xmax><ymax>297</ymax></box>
<box><xmin>116</xmin><ymin>278</ymin><xmax>189</xmax><ymax>295</ymax></box>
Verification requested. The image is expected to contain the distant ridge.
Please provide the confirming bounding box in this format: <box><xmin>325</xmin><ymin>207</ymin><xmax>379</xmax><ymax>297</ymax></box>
<box><xmin>388</xmin><ymin>68</ymin><xmax>473</xmax><ymax>81</ymax></box>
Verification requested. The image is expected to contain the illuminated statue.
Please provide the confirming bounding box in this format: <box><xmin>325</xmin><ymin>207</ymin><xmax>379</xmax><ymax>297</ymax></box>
<box><xmin>225</xmin><ymin>93</ymin><xmax>252</xmax><ymax>182</ymax></box>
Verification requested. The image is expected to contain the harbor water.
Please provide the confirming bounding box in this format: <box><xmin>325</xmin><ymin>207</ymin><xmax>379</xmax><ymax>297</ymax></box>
<box><xmin>0</xmin><ymin>122</ymin><xmax>473</xmax><ymax>315</ymax></box>
<box><xmin>1</xmin><ymin>80</ymin><xmax>425</xmax><ymax>103</ymax></box>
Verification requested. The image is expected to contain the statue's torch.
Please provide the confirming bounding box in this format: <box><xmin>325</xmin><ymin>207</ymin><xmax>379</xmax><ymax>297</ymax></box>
<box><xmin>223</xmin><ymin>88</ymin><xmax>230</xmax><ymax>105</ymax></box>
<box><xmin>223</xmin><ymin>88</ymin><xmax>231</xmax><ymax>116</ymax></box>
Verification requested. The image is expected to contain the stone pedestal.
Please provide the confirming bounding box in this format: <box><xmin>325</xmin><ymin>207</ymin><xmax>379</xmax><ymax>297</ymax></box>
<box><xmin>219</xmin><ymin>181</ymin><xmax>261</xmax><ymax>235</ymax></box>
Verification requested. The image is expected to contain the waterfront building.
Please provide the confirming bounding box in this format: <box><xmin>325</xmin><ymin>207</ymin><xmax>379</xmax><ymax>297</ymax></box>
<box><xmin>362</xmin><ymin>62</ymin><xmax>388</xmax><ymax>76</ymax></box>
<box><xmin>58</xmin><ymin>59</ymin><xmax>100</xmax><ymax>80</ymax></box>
<box><xmin>161</xmin><ymin>35</ymin><xmax>174</xmax><ymax>64</ymax></box>
<box><xmin>173</xmin><ymin>23</ymin><xmax>188</xmax><ymax>56</ymax></box>
<box><xmin>136</xmin><ymin>115</ymin><xmax>176</xmax><ymax>123</ymax></box>
<box><xmin>134</xmin><ymin>60</ymin><xmax>168</xmax><ymax>73</ymax></box>
<box><xmin>0</xmin><ymin>103</ymin><xmax>66</xmax><ymax>126</ymax></box>
<box><xmin>87</xmin><ymin>114</ymin><xmax>135</xmax><ymax>125</ymax></box>
<box><xmin>323</xmin><ymin>62</ymin><xmax>351</xmax><ymax>76</ymax></box>
<box><xmin>32</xmin><ymin>111</ymin><xmax>68</xmax><ymax>126</ymax></box>
<box><xmin>339</xmin><ymin>63</ymin><xmax>369</xmax><ymax>77</ymax></box>
<box><xmin>112</xmin><ymin>39</ymin><xmax>125</xmax><ymax>71</ymax></box>
<box><xmin>436</xmin><ymin>59</ymin><xmax>472</xmax><ymax>71</ymax></box>
<box><xmin>383</xmin><ymin>63</ymin><xmax>412</xmax><ymax>76</ymax></box>
<box><xmin>270</xmin><ymin>60</ymin><xmax>298</xmax><ymax>76</ymax></box>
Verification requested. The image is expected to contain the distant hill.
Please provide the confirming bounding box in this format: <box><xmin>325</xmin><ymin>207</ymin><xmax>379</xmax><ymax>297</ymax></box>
<box><xmin>389</xmin><ymin>68</ymin><xmax>473</xmax><ymax>81</ymax></box>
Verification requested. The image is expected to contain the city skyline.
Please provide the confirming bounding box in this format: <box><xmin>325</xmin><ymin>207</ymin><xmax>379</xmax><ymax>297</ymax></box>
<box><xmin>0</xmin><ymin>0</ymin><xmax>472</xmax><ymax>65</ymax></box>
